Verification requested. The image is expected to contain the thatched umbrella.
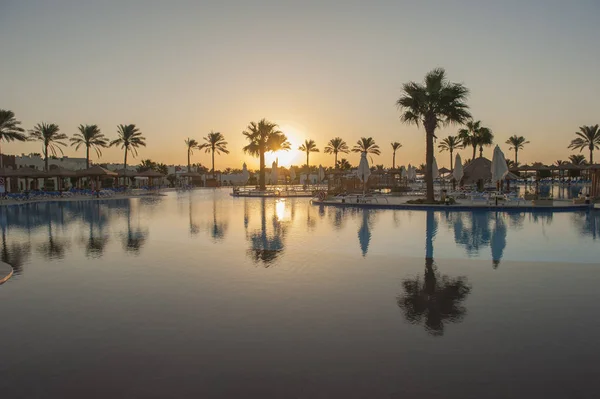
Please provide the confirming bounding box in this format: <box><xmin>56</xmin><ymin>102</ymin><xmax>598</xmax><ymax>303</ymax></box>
<box><xmin>44</xmin><ymin>167</ymin><xmax>77</xmax><ymax>191</ymax></box>
<box><xmin>12</xmin><ymin>167</ymin><xmax>45</xmax><ymax>191</ymax></box>
<box><xmin>77</xmin><ymin>166</ymin><xmax>118</xmax><ymax>191</ymax></box>
<box><xmin>462</xmin><ymin>157</ymin><xmax>492</xmax><ymax>186</ymax></box>
<box><xmin>136</xmin><ymin>169</ymin><xmax>165</xmax><ymax>187</ymax></box>
<box><xmin>115</xmin><ymin>168</ymin><xmax>138</xmax><ymax>186</ymax></box>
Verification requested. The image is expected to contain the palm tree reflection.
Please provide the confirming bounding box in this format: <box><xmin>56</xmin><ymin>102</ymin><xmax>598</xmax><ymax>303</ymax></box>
<box><xmin>358</xmin><ymin>210</ymin><xmax>375</xmax><ymax>257</ymax></box>
<box><xmin>398</xmin><ymin>211</ymin><xmax>472</xmax><ymax>336</ymax></box>
<box><xmin>80</xmin><ymin>202</ymin><xmax>109</xmax><ymax>258</ymax></box>
<box><xmin>247</xmin><ymin>199</ymin><xmax>287</xmax><ymax>266</ymax></box>
<box><xmin>491</xmin><ymin>213</ymin><xmax>507</xmax><ymax>268</ymax></box>
<box><xmin>1</xmin><ymin>229</ymin><xmax>31</xmax><ymax>276</ymax></box>
<box><xmin>207</xmin><ymin>193</ymin><xmax>228</xmax><ymax>241</ymax></box>
<box><xmin>37</xmin><ymin>204</ymin><xmax>69</xmax><ymax>260</ymax></box>
<box><xmin>189</xmin><ymin>196</ymin><xmax>199</xmax><ymax>235</ymax></box>
<box><xmin>121</xmin><ymin>205</ymin><xmax>148</xmax><ymax>254</ymax></box>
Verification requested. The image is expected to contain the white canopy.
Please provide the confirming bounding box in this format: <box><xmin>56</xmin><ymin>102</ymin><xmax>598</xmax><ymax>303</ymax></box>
<box><xmin>356</xmin><ymin>152</ymin><xmax>371</xmax><ymax>183</ymax></box>
<box><xmin>432</xmin><ymin>157</ymin><xmax>440</xmax><ymax>180</ymax></box>
<box><xmin>400</xmin><ymin>165</ymin><xmax>407</xmax><ymax>179</ymax></box>
<box><xmin>318</xmin><ymin>164</ymin><xmax>325</xmax><ymax>182</ymax></box>
<box><xmin>453</xmin><ymin>154</ymin><xmax>464</xmax><ymax>183</ymax></box>
<box><xmin>289</xmin><ymin>167</ymin><xmax>296</xmax><ymax>181</ymax></box>
<box><xmin>241</xmin><ymin>163</ymin><xmax>250</xmax><ymax>184</ymax></box>
<box><xmin>270</xmin><ymin>160</ymin><xmax>278</xmax><ymax>185</ymax></box>
<box><xmin>491</xmin><ymin>145</ymin><xmax>509</xmax><ymax>183</ymax></box>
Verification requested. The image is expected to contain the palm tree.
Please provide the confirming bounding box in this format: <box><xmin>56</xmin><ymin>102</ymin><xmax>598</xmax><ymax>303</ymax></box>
<box><xmin>109</xmin><ymin>124</ymin><xmax>146</xmax><ymax>172</ymax></box>
<box><xmin>476</xmin><ymin>127</ymin><xmax>494</xmax><ymax>157</ymax></box>
<box><xmin>352</xmin><ymin>137</ymin><xmax>380</xmax><ymax>155</ymax></box>
<box><xmin>506</xmin><ymin>159</ymin><xmax>520</xmax><ymax>169</ymax></box>
<box><xmin>324</xmin><ymin>137</ymin><xmax>349</xmax><ymax>167</ymax></box>
<box><xmin>397</xmin><ymin>68</ymin><xmax>471</xmax><ymax>202</ymax></box>
<box><xmin>0</xmin><ymin>110</ymin><xmax>27</xmax><ymax>168</ymax></box>
<box><xmin>70</xmin><ymin>124</ymin><xmax>108</xmax><ymax>168</ymax></box>
<box><xmin>156</xmin><ymin>163</ymin><xmax>169</xmax><ymax>176</ymax></box>
<box><xmin>505</xmin><ymin>135</ymin><xmax>529</xmax><ymax>165</ymax></box>
<box><xmin>438</xmin><ymin>135</ymin><xmax>462</xmax><ymax>171</ymax></box>
<box><xmin>298</xmin><ymin>139</ymin><xmax>319</xmax><ymax>170</ymax></box>
<box><xmin>28</xmin><ymin>123</ymin><xmax>68</xmax><ymax>171</ymax></box>
<box><xmin>337</xmin><ymin>158</ymin><xmax>352</xmax><ymax>170</ymax></box>
<box><xmin>137</xmin><ymin>159</ymin><xmax>157</xmax><ymax>172</ymax></box>
<box><xmin>568</xmin><ymin>124</ymin><xmax>600</xmax><ymax>164</ymax></box>
<box><xmin>199</xmin><ymin>131</ymin><xmax>229</xmax><ymax>178</ymax></box>
<box><xmin>569</xmin><ymin>154</ymin><xmax>587</xmax><ymax>165</ymax></box>
<box><xmin>242</xmin><ymin>119</ymin><xmax>290</xmax><ymax>190</ymax></box>
<box><xmin>458</xmin><ymin>120</ymin><xmax>493</xmax><ymax>160</ymax></box>
<box><xmin>390</xmin><ymin>142</ymin><xmax>402</xmax><ymax>169</ymax></box>
<box><xmin>184</xmin><ymin>138</ymin><xmax>199</xmax><ymax>172</ymax></box>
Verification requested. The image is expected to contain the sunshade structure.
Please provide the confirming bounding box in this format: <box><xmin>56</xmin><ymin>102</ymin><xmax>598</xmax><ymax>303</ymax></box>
<box><xmin>0</xmin><ymin>167</ymin><xmax>16</xmax><ymax>177</ymax></box>
<box><xmin>400</xmin><ymin>166</ymin><xmax>407</xmax><ymax>179</ymax></box>
<box><xmin>356</xmin><ymin>152</ymin><xmax>371</xmax><ymax>195</ymax></box>
<box><xmin>11</xmin><ymin>167</ymin><xmax>46</xmax><ymax>191</ymax></box>
<box><xmin>318</xmin><ymin>165</ymin><xmax>325</xmax><ymax>182</ymax></box>
<box><xmin>289</xmin><ymin>167</ymin><xmax>296</xmax><ymax>183</ymax></box>
<box><xmin>462</xmin><ymin>157</ymin><xmax>492</xmax><ymax>185</ymax></box>
<box><xmin>136</xmin><ymin>169</ymin><xmax>166</xmax><ymax>187</ymax></box>
<box><xmin>453</xmin><ymin>154</ymin><xmax>464</xmax><ymax>183</ymax></box>
<box><xmin>116</xmin><ymin>168</ymin><xmax>138</xmax><ymax>178</ymax></box>
<box><xmin>179</xmin><ymin>171</ymin><xmax>202</xmax><ymax>178</ymax></box>
<box><xmin>491</xmin><ymin>146</ymin><xmax>509</xmax><ymax>184</ymax></box>
<box><xmin>270</xmin><ymin>160</ymin><xmax>278</xmax><ymax>185</ymax></box>
<box><xmin>77</xmin><ymin>166</ymin><xmax>118</xmax><ymax>191</ymax></box>
<box><xmin>431</xmin><ymin>157</ymin><xmax>440</xmax><ymax>180</ymax></box>
<box><xmin>45</xmin><ymin>167</ymin><xmax>77</xmax><ymax>190</ymax></box>
<box><xmin>438</xmin><ymin>167</ymin><xmax>451</xmax><ymax>176</ymax></box>
<box><xmin>241</xmin><ymin>163</ymin><xmax>250</xmax><ymax>185</ymax></box>
<box><xmin>590</xmin><ymin>164</ymin><xmax>600</xmax><ymax>198</ymax></box>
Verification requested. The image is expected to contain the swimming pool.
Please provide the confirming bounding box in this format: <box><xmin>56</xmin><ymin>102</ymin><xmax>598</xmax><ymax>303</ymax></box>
<box><xmin>1</xmin><ymin>189</ymin><xmax>599</xmax><ymax>398</ymax></box>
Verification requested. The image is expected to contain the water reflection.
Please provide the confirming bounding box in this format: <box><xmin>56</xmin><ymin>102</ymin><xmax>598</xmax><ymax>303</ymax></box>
<box><xmin>121</xmin><ymin>204</ymin><xmax>148</xmax><ymax>255</ymax></box>
<box><xmin>246</xmin><ymin>199</ymin><xmax>288</xmax><ymax>266</ymax></box>
<box><xmin>1</xmin><ymin>230</ymin><xmax>31</xmax><ymax>275</ymax></box>
<box><xmin>449</xmin><ymin>211</ymin><xmax>508</xmax><ymax>267</ymax></box>
<box><xmin>37</xmin><ymin>205</ymin><xmax>69</xmax><ymax>260</ymax></box>
<box><xmin>398</xmin><ymin>211</ymin><xmax>472</xmax><ymax>336</ymax></box>
<box><xmin>358</xmin><ymin>210</ymin><xmax>375</xmax><ymax>257</ymax></box>
<box><xmin>206</xmin><ymin>193</ymin><xmax>228</xmax><ymax>242</ymax></box>
<box><xmin>77</xmin><ymin>201</ymin><xmax>110</xmax><ymax>258</ymax></box>
<box><xmin>571</xmin><ymin>211</ymin><xmax>600</xmax><ymax>240</ymax></box>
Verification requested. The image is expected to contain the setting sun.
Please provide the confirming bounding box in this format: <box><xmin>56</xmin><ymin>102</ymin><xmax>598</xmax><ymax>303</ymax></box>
<box><xmin>264</xmin><ymin>123</ymin><xmax>305</xmax><ymax>167</ymax></box>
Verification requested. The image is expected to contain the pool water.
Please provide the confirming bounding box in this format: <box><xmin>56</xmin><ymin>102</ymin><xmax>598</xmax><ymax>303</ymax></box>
<box><xmin>1</xmin><ymin>189</ymin><xmax>599</xmax><ymax>398</ymax></box>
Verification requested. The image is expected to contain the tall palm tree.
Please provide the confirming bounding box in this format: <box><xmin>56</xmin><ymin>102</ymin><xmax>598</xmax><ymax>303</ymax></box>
<box><xmin>397</xmin><ymin>68</ymin><xmax>471</xmax><ymax>202</ymax></box>
<box><xmin>28</xmin><ymin>123</ymin><xmax>68</xmax><ymax>171</ymax></box>
<box><xmin>505</xmin><ymin>135</ymin><xmax>529</xmax><ymax>165</ymax></box>
<box><xmin>569</xmin><ymin>154</ymin><xmax>587</xmax><ymax>165</ymax></box>
<box><xmin>476</xmin><ymin>128</ymin><xmax>494</xmax><ymax>157</ymax></box>
<box><xmin>298</xmin><ymin>139</ymin><xmax>319</xmax><ymax>170</ymax></box>
<box><xmin>352</xmin><ymin>137</ymin><xmax>380</xmax><ymax>155</ymax></box>
<box><xmin>70</xmin><ymin>124</ymin><xmax>108</xmax><ymax>168</ymax></box>
<box><xmin>324</xmin><ymin>137</ymin><xmax>349</xmax><ymax>167</ymax></box>
<box><xmin>199</xmin><ymin>131</ymin><xmax>229</xmax><ymax>178</ymax></box>
<box><xmin>242</xmin><ymin>119</ymin><xmax>290</xmax><ymax>190</ymax></box>
<box><xmin>109</xmin><ymin>124</ymin><xmax>146</xmax><ymax>172</ymax></box>
<box><xmin>568</xmin><ymin>124</ymin><xmax>600</xmax><ymax>164</ymax></box>
<box><xmin>438</xmin><ymin>135</ymin><xmax>462</xmax><ymax>171</ymax></box>
<box><xmin>390</xmin><ymin>142</ymin><xmax>402</xmax><ymax>169</ymax></box>
<box><xmin>458</xmin><ymin>120</ymin><xmax>492</xmax><ymax>160</ymax></box>
<box><xmin>337</xmin><ymin>158</ymin><xmax>352</xmax><ymax>170</ymax></box>
<box><xmin>184</xmin><ymin>138</ymin><xmax>199</xmax><ymax>172</ymax></box>
<box><xmin>0</xmin><ymin>110</ymin><xmax>27</xmax><ymax>168</ymax></box>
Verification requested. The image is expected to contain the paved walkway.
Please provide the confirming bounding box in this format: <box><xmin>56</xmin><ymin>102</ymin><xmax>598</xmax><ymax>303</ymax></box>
<box><xmin>0</xmin><ymin>262</ymin><xmax>13</xmax><ymax>285</ymax></box>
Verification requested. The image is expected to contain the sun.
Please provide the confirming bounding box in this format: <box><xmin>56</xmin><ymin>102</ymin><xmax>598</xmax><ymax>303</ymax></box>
<box><xmin>264</xmin><ymin>123</ymin><xmax>305</xmax><ymax>168</ymax></box>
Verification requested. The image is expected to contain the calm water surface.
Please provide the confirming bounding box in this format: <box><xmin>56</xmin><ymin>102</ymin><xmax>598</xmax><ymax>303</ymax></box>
<box><xmin>1</xmin><ymin>189</ymin><xmax>599</xmax><ymax>398</ymax></box>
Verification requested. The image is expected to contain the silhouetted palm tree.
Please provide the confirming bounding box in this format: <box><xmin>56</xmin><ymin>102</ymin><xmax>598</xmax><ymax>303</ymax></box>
<box><xmin>28</xmin><ymin>123</ymin><xmax>68</xmax><ymax>171</ymax></box>
<box><xmin>505</xmin><ymin>135</ymin><xmax>529</xmax><ymax>165</ymax></box>
<box><xmin>352</xmin><ymin>137</ymin><xmax>380</xmax><ymax>155</ymax></box>
<box><xmin>110</xmin><ymin>124</ymin><xmax>146</xmax><ymax>172</ymax></box>
<box><xmin>199</xmin><ymin>131</ymin><xmax>229</xmax><ymax>178</ymax></box>
<box><xmin>324</xmin><ymin>137</ymin><xmax>349</xmax><ymax>167</ymax></box>
<box><xmin>184</xmin><ymin>138</ymin><xmax>199</xmax><ymax>172</ymax></box>
<box><xmin>390</xmin><ymin>142</ymin><xmax>402</xmax><ymax>169</ymax></box>
<box><xmin>569</xmin><ymin>154</ymin><xmax>587</xmax><ymax>165</ymax></box>
<box><xmin>0</xmin><ymin>110</ymin><xmax>27</xmax><ymax>168</ymax></box>
<box><xmin>70</xmin><ymin>124</ymin><xmax>108</xmax><ymax>168</ymax></box>
<box><xmin>438</xmin><ymin>135</ymin><xmax>462</xmax><ymax>171</ymax></box>
<box><xmin>568</xmin><ymin>124</ymin><xmax>600</xmax><ymax>164</ymax></box>
<box><xmin>458</xmin><ymin>120</ymin><xmax>493</xmax><ymax>160</ymax></box>
<box><xmin>242</xmin><ymin>119</ymin><xmax>290</xmax><ymax>190</ymax></box>
<box><xmin>298</xmin><ymin>139</ymin><xmax>319</xmax><ymax>170</ymax></box>
<box><xmin>337</xmin><ymin>158</ymin><xmax>352</xmax><ymax>170</ymax></box>
<box><xmin>397</xmin><ymin>68</ymin><xmax>471</xmax><ymax>202</ymax></box>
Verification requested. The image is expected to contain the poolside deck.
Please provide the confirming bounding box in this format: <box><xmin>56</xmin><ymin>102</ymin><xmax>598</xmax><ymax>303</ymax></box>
<box><xmin>312</xmin><ymin>195</ymin><xmax>593</xmax><ymax>212</ymax></box>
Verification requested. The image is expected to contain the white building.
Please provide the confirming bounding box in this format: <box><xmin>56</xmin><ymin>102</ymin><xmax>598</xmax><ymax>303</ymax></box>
<box><xmin>15</xmin><ymin>154</ymin><xmax>88</xmax><ymax>170</ymax></box>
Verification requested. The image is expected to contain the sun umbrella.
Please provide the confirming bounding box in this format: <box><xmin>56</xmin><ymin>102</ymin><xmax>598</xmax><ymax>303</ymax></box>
<box><xmin>407</xmin><ymin>164</ymin><xmax>412</xmax><ymax>180</ymax></box>
<box><xmin>400</xmin><ymin>165</ymin><xmax>407</xmax><ymax>179</ymax></box>
<box><xmin>289</xmin><ymin>167</ymin><xmax>296</xmax><ymax>182</ymax></box>
<box><xmin>453</xmin><ymin>154</ymin><xmax>464</xmax><ymax>183</ymax></box>
<box><xmin>270</xmin><ymin>160</ymin><xmax>278</xmax><ymax>185</ymax></box>
<box><xmin>432</xmin><ymin>157</ymin><xmax>440</xmax><ymax>180</ymax></box>
<box><xmin>491</xmin><ymin>145</ymin><xmax>509</xmax><ymax>183</ymax></box>
<box><xmin>356</xmin><ymin>152</ymin><xmax>371</xmax><ymax>195</ymax></box>
<box><xmin>318</xmin><ymin>165</ymin><xmax>325</xmax><ymax>182</ymax></box>
<box><xmin>241</xmin><ymin>163</ymin><xmax>250</xmax><ymax>184</ymax></box>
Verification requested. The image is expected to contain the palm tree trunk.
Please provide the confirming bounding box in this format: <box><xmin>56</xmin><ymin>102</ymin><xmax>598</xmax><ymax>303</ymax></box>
<box><xmin>259</xmin><ymin>149</ymin><xmax>265</xmax><ymax>190</ymax></box>
<box><xmin>306</xmin><ymin>152</ymin><xmax>310</xmax><ymax>184</ymax></box>
<box><xmin>212</xmin><ymin>149</ymin><xmax>215</xmax><ymax>179</ymax></box>
<box><xmin>472</xmin><ymin>144</ymin><xmax>476</xmax><ymax>162</ymax></box>
<box><xmin>425</xmin><ymin>129</ymin><xmax>435</xmax><ymax>202</ymax></box>
<box><xmin>515</xmin><ymin>149</ymin><xmax>518</xmax><ymax>165</ymax></box>
<box><xmin>479</xmin><ymin>146</ymin><xmax>483</xmax><ymax>158</ymax></box>
<box><xmin>187</xmin><ymin>149</ymin><xmax>191</xmax><ymax>173</ymax></box>
<box><xmin>123</xmin><ymin>148</ymin><xmax>128</xmax><ymax>186</ymax></box>
<box><xmin>86</xmin><ymin>146</ymin><xmax>90</xmax><ymax>169</ymax></box>
<box><xmin>0</xmin><ymin>140</ymin><xmax>3</xmax><ymax>169</ymax></box>
<box><xmin>334</xmin><ymin>152</ymin><xmax>338</xmax><ymax>168</ymax></box>
<box><xmin>590</xmin><ymin>147</ymin><xmax>594</xmax><ymax>165</ymax></box>
<box><xmin>450</xmin><ymin>149</ymin><xmax>453</xmax><ymax>171</ymax></box>
<box><xmin>393</xmin><ymin>151</ymin><xmax>396</xmax><ymax>169</ymax></box>
<box><xmin>44</xmin><ymin>144</ymin><xmax>49</xmax><ymax>171</ymax></box>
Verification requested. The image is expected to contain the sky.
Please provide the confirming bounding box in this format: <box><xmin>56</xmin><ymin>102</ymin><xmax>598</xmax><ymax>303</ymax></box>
<box><xmin>1</xmin><ymin>0</ymin><xmax>599</xmax><ymax>170</ymax></box>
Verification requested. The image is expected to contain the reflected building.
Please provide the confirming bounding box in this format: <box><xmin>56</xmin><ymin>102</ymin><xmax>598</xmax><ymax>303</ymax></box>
<box><xmin>398</xmin><ymin>211</ymin><xmax>472</xmax><ymax>336</ymax></box>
